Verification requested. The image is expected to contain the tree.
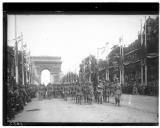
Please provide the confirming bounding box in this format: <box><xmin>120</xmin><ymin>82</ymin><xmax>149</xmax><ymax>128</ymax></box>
<box><xmin>79</xmin><ymin>55</ymin><xmax>98</xmax><ymax>95</ymax></box>
<box><xmin>61</xmin><ymin>72</ymin><xmax>79</xmax><ymax>84</ymax></box>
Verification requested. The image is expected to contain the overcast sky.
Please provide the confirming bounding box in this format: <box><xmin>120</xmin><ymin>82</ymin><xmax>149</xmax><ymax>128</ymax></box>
<box><xmin>8</xmin><ymin>15</ymin><xmax>157</xmax><ymax>76</ymax></box>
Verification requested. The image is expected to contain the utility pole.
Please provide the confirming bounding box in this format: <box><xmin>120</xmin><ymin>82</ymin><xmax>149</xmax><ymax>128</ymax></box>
<box><xmin>106</xmin><ymin>56</ymin><xmax>109</xmax><ymax>81</ymax></box>
<box><xmin>25</xmin><ymin>45</ymin><xmax>29</xmax><ymax>85</ymax></box>
<box><xmin>97</xmin><ymin>48</ymin><xmax>99</xmax><ymax>81</ymax></box>
<box><xmin>89</xmin><ymin>56</ymin><xmax>92</xmax><ymax>82</ymax></box>
<box><xmin>14</xmin><ymin>15</ymin><xmax>19</xmax><ymax>85</ymax></box>
<box><xmin>121</xmin><ymin>42</ymin><xmax>124</xmax><ymax>85</ymax></box>
<box><xmin>28</xmin><ymin>50</ymin><xmax>30</xmax><ymax>85</ymax></box>
<box><xmin>21</xmin><ymin>32</ymin><xmax>24</xmax><ymax>85</ymax></box>
<box><xmin>140</xmin><ymin>18</ymin><xmax>144</xmax><ymax>86</ymax></box>
<box><xmin>105</xmin><ymin>42</ymin><xmax>110</xmax><ymax>81</ymax></box>
<box><xmin>144</xmin><ymin>16</ymin><xmax>148</xmax><ymax>86</ymax></box>
<box><xmin>119</xmin><ymin>36</ymin><xmax>124</xmax><ymax>85</ymax></box>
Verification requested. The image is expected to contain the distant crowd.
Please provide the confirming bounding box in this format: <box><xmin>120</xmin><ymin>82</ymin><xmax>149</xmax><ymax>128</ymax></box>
<box><xmin>7</xmin><ymin>84</ymin><xmax>37</xmax><ymax>120</ymax></box>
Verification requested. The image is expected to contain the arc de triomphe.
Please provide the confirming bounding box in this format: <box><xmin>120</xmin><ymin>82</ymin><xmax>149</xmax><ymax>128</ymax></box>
<box><xmin>30</xmin><ymin>56</ymin><xmax>62</xmax><ymax>84</ymax></box>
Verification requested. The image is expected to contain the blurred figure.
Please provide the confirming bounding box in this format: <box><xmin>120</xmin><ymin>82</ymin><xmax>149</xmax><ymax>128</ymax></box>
<box><xmin>103</xmin><ymin>80</ymin><xmax>111</xmax><ymax>103</ymax></box>
<box><xmin>96</xmin><ymin>80</ymin><xmax>104</xmax><ymax>104</ymax></box>
<box><xmin>114</xmin><ymin>78</ymin><xmax>122</xmax><ymax>106</ymax></box>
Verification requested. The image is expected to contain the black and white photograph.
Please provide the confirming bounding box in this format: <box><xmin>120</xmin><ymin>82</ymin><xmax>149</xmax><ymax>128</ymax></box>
<box><xmin>3</xmin><ymin>3</ymin><xmax>159</xmax><ymax>126</ymax></box>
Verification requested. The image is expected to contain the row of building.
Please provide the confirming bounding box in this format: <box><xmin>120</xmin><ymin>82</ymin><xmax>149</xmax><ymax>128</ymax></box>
<box><xmin>98</xmin><ymin>16</ymin><xmax>158</xmax><ymax>95</ymax></box>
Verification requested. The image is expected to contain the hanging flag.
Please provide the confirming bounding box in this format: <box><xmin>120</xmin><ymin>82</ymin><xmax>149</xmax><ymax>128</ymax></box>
<box><xmin>97</xmin><ymin>47</ymin><xmax>106</xmax><ymax>59</ymax></box>
<box><xmin>101</xmin><ymin>48</ymin><xmax>106</xmax><ymax>55</ymax></box>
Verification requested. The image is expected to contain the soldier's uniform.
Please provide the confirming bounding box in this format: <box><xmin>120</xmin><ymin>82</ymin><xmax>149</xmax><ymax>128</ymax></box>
<box><xmin>72</xmin><ymin>84</ymin><xmax>76</xmax><ymax>101</ymax></box>
<box><xmin>97</xmin><ymin>81</ymin><xmax>103</xmax><ymax>104</ymax></box>
<box><xmin>47</xmin><ymin>84</ymin><xmax>52</xmax><ymax>99</ymax></box>
<box><xmin>63</xmin><ymin>85</ymin><xmax>68</xmax><ymax>101</ymax></box>
<box><xmin>103</xmin><ymin>81</ymin><xmax>110</xmax><ymax>103</ymax></box>
<box><xmin>115</xmin><ymin>82</ymin><xmax>122</xmax><ymax>106</ymax></box>
<box><xmin>39</xmin><ymin>84</ymin><xmax>43</xmax><ymax>100</ymax></box>
<box><xmin>55</xmin><ymin>85</ymin><xmax>58</xmax><ymax>98</ymax></box>
<box><xmin>52</xmin><ymin>85</ymin><xmax>55</xmax><ymax>98</ymax></box>
<box><xmin>132</xmin><ymin>82</ymin><xmax>138</xmax><ymax>95</ymax></box>
<box><xmin>75</xmin><ymin>83</ymin><xmax>81</xmax><ymax>104</ymax></box>
<box><xmin>83</xmin><ymin>84</ymin><xmax>87</xmax><ymax>103</ymax></box>
<box><xmin>87</xmin><ymin>83</ymin><xmax>93</xmax><ymax>104</ymax></box>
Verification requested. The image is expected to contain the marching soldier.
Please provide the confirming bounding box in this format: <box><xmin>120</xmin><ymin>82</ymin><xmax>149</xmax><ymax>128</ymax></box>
<box><xmin>76</xmin><ymin>83</ymin><xmax>83</xmax><ymax>104</ymax></box>
<box><xmin>38</xmin><ymin>84</ymin><xmax>42</xmax><ymax>100</ymax></box>
<box><xmin>47</xmin><ymin>83</ymin><xmax>52</xmax><ymax>99</ymax></box>
<box><xmin>132</xmin><ymin>82</ymin><xmax>138</xmax><ymax>95</ymax></box>
<box><xmin>87</xmin><ymin>82</ymin><xmax>94</xmax><ymax>104</ymax></box>
<box><xmin>72</xmin><ymin>83</ymin><xmax>76</xmax><ymax>101</ymax></box>
<box><xmin>64</xmin><ymin>85</ymin><xmax>68</xmax><ymax>101</ymax></box>
<box><xmin>114</xmin><ymin>78</ymin><xmax>122</xmax><ymax>106</ymax></box>
<box><xmin>52</xmin><ymin>85</ymin><xmax>55</xmax><ymax>98</ymax></box>
<box><xmin>103</xmin><ymin>80</ymin><xmax>110</xmax><ymax>103</ymax></box>
<box><xmin>83</xmin><ymin>82</ymin><xmax>88</xmax><ymax>103</ymax></box>
<box><xmin>97</xmin><ymin>80</ymin><xmax>103</xmax><ymax>104</ymax></box>
<box><xmin>55</xmin><ymin>84</ymin><xmax>57</xmax><ymax>97</ymax></box>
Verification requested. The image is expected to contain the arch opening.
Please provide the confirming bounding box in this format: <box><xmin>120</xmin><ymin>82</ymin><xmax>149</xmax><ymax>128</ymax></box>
<box><xmin>41</xmin><ymin>69</ymin><xmax>51</xmax><ymax>86</ymax></box>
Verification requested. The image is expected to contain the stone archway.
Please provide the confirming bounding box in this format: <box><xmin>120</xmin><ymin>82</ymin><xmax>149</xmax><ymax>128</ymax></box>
<box><xmin>30</xmin><ymin>56</ymin><xmax>62</xmax><ymax>84</ymax></box>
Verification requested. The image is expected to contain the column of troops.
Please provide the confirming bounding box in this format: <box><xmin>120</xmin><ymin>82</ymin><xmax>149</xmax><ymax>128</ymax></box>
<box><xmin>37</xmin><ymin>78</ymin><xmax>122</xmax><ymax>106</ymax></box>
